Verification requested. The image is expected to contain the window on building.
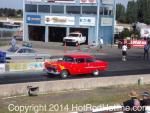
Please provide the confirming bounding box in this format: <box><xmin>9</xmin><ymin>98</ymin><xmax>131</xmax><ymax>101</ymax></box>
<box><xmin>38</xmin><ymin>5</ymin><xmax>50</xmax><ymax>13</ymax></box>
<box><xmin>108</xmin><ymin>6</ymin><xmax>113</xmax><ymax>15</ymax></box>
<box><xmin>103</xmin><ymin>7</ymin><xmax>113</xmax><ymax>15</ymax></box>
<box><xmin>51</xmin><ymin>5</ymin><xmax>64</xmax><ymax>14</ymax></box>
<box><xmin>25</xmin><ymin>4</ymin><xmax>37</xmax><ymax>12</ymax></box>
<box><xmin>66</xmin><ymin>6</ymin><xmax>81</xmax><ymax>14</ymax></box>
<box><xmin>100</xmin><ymin>7</ymin><xmax>104</xmax><ymax>15</ymax></box>
<box><xmin>82</xmin><ymin>6</ymin><xmax>97</xmax><ymax>14</ymax></box>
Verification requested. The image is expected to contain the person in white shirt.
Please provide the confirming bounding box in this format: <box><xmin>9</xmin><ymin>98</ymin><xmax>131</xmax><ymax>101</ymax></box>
<box><xmin>122</xmin><ymin>44</ymin><xmax>127</xmax><ymax>61</ymax></box>
<box><xmin>99</xmin><ymin>38</ymin><xmax>104</xmax><ymax>49</ymax></box>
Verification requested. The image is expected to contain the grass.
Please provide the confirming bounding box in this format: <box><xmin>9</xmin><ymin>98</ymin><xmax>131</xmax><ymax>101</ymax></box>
<box><xmin>0</xmin><ymin>84</ymin><xmax>150</xmax><ymax>113</ymax></box>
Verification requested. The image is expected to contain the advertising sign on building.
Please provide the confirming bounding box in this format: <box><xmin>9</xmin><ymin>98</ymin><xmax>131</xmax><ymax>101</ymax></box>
<box><xmin>79</xmin><ymin>17</ymin><xmax>96</xmax><ymax>26</ymax></box>
<box><xmin>46</xmin><ymin>0</ymin><xmax>75</xmax><ymax>3</ymax></box>
<box><xmin>101</xmin><ymin>0</ymin><xmax>113</xmax><ymax>4</ymax></box>
<box><xmin>0</xmin><ymin>64</ymin><xmax>5</xmax><ymax>73</ymax></box>
<box><xmin>26</xmin><ymin>15</ymin><xmax>41</xmax><ymax>24</ymax></box>
<box><xmin>140</xmin><ymin>28</ymin><xmax>150</xmax><ymax>38</ymax></box>
<box><xmin>45</xmin><ymin>16</ymin><xmax>75</xmax><ymax>25</ymax></box>
<box><xmin>80</xmin><ymin>0</ymin><xmax>96</xmax><ymax>3</ymax></box>
<box><xmin>101</xmin><ymin>17</ymin><xmax>113</xmax><ymax>26</ymax></box>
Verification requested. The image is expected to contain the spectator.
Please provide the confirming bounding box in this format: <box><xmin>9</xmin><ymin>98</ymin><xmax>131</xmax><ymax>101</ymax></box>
<box><xmin>140</xmin><ymin>92</ymin><xmax>150</xmax><ymax>113</ymax></box>
<box><xmin>123</xmin><ymin>90</ymin><xmax>143</xmax><ymax>113</ymax></box>
<box><xmin>10</xmin><ymin>36</ymin><xmax>16</xmax><ymax>49</ymax></box>
<box><xmin>122</xmin><ymin>44</ymin><xmax>127</xmax><ymax>61</ymax></box>
<box><xmin>144</xmin><ymin>44</ymin><xmax>149</xmax><ymax>60</ymax></box>
<box><xmin>99</xmin><ymin>38</ymin><xmax>104</xmax><ymax>49</ymax></box>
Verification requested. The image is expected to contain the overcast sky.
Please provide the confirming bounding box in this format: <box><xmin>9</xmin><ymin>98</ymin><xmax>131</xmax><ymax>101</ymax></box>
<box><xmin>0</xmin><ymin>0</ymin><xmax>128</xmax><ymax>9</ymax></box>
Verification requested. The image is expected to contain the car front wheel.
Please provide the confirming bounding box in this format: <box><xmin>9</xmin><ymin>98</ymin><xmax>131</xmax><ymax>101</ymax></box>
<box><xmin>92</xmin><ymin>70</ymin><xmax>100</xmax><ymax>76</ymax></box>
<box><xmin>60</xmin><ymin>70</ymin><xmax>69</xmax><ymax>79</ymax></box>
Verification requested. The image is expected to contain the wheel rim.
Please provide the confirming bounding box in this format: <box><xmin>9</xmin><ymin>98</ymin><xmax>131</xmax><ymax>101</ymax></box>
<box><xmin>93</xmin><ymin>70</ymin><xmax>99</xmax><ymax>76</ymax></box>
<box><xmin>61</xmin><ymin>71</ymin><xmax>68</xmax><ymax>78</ymax></box>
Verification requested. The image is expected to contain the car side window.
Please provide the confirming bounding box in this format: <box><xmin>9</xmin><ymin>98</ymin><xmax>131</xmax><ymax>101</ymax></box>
<box><xmin>76</xmin><ymin>58</ymin><xmax>85</xmax><ymax>63</ymax></box>
<box><xmin>86</xmin><ymin>58</ymin><xmax>95</xmax><ymax>63</ymax></box>
<box><xmin>18</xmin><ymin>49</ymin><xmax>24</xmax><ymax>53</ymax></box>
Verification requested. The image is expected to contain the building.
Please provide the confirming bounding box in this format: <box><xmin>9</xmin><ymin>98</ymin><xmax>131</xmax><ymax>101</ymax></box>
<box><xmin>24</xmin><ymin>0</ymin><xmax>116</xmax><ymax>45</ymax></box>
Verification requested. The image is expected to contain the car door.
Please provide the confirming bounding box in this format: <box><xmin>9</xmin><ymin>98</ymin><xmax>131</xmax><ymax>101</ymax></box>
<box><xmin>73</xmin><ymin>58</ymin><xmax>87</xmax><ymax>74</ymax></box>
<box><xmin>85</xmin><ymin>58</ymin><xmax>97</xmax><ymax>73</ymax></box>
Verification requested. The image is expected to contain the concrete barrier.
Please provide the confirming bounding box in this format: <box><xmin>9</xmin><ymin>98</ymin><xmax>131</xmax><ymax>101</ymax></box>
<box><xmin>0</xmin><ymin>74</ymin><xmax>150</xmax><ymax>97</ymax></box>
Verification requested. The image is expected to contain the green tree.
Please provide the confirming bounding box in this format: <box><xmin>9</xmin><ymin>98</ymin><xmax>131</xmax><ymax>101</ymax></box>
<box><xmin>116</xmin><ymin>4</ymin><xmax>126</xmax><ymax>23</ymax></box>
<box><xmin>126</xmin><ymin>1</ymin><xmax>138</xmax><ymax>23</ymax></box>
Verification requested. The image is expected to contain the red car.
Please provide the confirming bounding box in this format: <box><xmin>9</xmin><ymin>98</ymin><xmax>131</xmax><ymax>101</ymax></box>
<box><xmin>44</xmin><ymin>54</ymin><xmax>108</xmax><ymax>78</ymax></box>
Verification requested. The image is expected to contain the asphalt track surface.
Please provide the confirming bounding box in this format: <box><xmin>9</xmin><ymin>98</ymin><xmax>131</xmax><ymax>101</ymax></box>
<box><xmin>0</xmin><ymin>46</ymin><xmax>150</xmax><ymax>84</ymax></box>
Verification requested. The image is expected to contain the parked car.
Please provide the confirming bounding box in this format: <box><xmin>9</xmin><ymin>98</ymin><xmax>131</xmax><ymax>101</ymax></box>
<box><xmin>6</xmin><ymin>47</ymin><xmax>50</xmax><ymax>60</ymax></box>
<box><xmin>44</xmin><ymin>54</ymin><xmax>108</xmax><ymax>78</ymax></box>
<box><xmin>63</xmin><ymin>32</ymin><xmax>86</xmax><ymax>46</ymax></box>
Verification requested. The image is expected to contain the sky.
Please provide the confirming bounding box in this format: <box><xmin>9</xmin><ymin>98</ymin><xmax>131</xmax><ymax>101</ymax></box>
<box><xmin>0</xmin><ymin>0</ymin><xmax>128</xmax><ymax>9</ymax></box>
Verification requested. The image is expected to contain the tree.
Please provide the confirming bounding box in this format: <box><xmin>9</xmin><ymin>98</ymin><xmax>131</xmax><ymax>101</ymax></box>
<box><xmin>116</xmin><ymin>4</ymin><xmax>126</xmax><ymax>23</ymax></box>
<box><xmin>126</xmin><ymin>1</ymin><xmax>138</xmax><ymax>23</ymax></box>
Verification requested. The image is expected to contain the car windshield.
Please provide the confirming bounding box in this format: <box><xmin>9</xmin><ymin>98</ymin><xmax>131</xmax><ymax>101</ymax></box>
<box><xmin>7</xmin><ymin>47</ymin><xmax>19</xmax><ymax>52</ymax></box>
<box><xmin>63</xmin><ymin>56</ymin><xmax>75</xmax><ymax>62</ymax></box>
<box><xmin>69</xmin><ymin>34</ymin><xmax>79</xmax><ymax>37</ymax></box>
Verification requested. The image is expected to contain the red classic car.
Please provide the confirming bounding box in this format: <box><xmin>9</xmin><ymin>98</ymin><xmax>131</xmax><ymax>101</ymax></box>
<box><xmin>44</xmin><ymin>54</ymin><xmax>108</xmax><ymax>78</ymax></box>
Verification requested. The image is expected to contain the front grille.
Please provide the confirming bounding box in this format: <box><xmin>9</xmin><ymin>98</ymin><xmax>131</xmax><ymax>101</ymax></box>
<box><xmin>65</xmin><ymin>39</ymin><xmax>73</xmax><ymax>42</ymax></box>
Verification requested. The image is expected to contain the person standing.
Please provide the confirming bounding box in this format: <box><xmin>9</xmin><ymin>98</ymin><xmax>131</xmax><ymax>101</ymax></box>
<box><xmin>10</xmin><ymin>36</ymin><xmax>16</xmax><ymax>49</ymax></box>
<box><xmin>99</xmin><ymin>38</ymin><xmax>104</xmax><ymax>49</ymax></box>
<box><xmin>144</xmin><ymin>44</ymin><xmax>149</xmax><ymax>60</ymax></box>
<box><xmin>122</xmin><ymin>44</ymin><xmax>128</xmax><ymax>61</ymax></box>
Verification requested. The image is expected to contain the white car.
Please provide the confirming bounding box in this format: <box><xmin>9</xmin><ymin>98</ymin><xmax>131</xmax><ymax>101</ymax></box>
<box><xmin>63</xmin><ymin>32</ymin><xmax>86</xmax><ymax>46</ymax></box>
<box><xmin>6</xmin><ymin>47</ymin><xmax>50</xmax><ymax>60</ymax></box>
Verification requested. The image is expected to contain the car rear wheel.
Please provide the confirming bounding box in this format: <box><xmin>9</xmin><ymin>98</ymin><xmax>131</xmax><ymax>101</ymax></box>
<box><xmin>60</xmin><ymin>70</ymin><xmax>69</xmax><ymax>79</ymax></box>
<box><xmin>92</xmin><ymin>70</ymin><xmax>100</xmax><ymax>76</ymax></box>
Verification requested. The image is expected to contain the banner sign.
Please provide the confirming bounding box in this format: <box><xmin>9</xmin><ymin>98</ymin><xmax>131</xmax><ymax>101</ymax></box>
<box><xmin>46</xmin><ymin>0</ymin><xmax>75</xmax><ymax>3</ymax></box>
<box><xmin>80</xmin><ymin>0</ymin><xmax>96</xmax><ymax>3</ymax></box>
<box><xmin>26</xmin><ymin>15</ymin><xmax>41</xmax><ymax>24</ymax></box>
<box><xmin>101</xmin><ymin>0</ymin><xmax>113</xmax><ymax>4</ymax></box>
<box><xmin>101</xmin><ymin>17</ymin><xmax>113</xmax><ymax>26</ymax></box>
<box><xmin>131</xmin><ymin>40</ymin><xmax>147</xmax><ymax>47</ymax></box>
<box><xmin>45</xmin><ymin>16</ymin><xmax>75</xmax><ymax>25</ymax></box>
<box><xmin>0</xmin><ymin>64</ymin><xmax>5</xmax><ymax>73</ymax></box>
<box><xmin>27</xmin><ymin>62</ymin><xmax>44</xmax><ymax>70</ymax></box>
<box><xmin>79</xmin><ymin>17</ymin><xmax>96</xmax><ymax>26</ymax></box>
<box><xmin>9</xmin><ymin>62</ymin><xmax>44</xmax><ymax>72</ymax></box>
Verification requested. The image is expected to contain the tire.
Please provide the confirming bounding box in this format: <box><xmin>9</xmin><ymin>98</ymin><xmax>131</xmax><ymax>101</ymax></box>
<box><xmin>92</xmin><ymin>70</ymin><xmax>100</xmax><ymax>76</ymax></box>
<box><xmin>75</xmin><ymin>42</ymin><xmax>79</xmax><ymax>46</ymax></box>
<box><xmin>60</xmin><ymin>70</ymin><xmax>69</xmax><ymax>79</ymax></box>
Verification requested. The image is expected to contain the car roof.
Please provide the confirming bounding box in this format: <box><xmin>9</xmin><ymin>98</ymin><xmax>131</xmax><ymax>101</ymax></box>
<box><xmin>64</xmin><ymin>54</ymin><xmax>94</xmax><ymax>59</ymax></box>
